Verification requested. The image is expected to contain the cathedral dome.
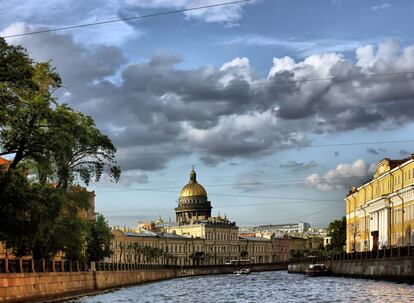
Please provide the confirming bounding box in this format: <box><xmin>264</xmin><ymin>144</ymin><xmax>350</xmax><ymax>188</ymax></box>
<box><xmin>179</xmin><ymin>168</ymin><xmax>207</xmax><ymax>198</ymax></box>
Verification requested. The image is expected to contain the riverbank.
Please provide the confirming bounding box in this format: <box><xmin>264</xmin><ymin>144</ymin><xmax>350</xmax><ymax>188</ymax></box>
<box><xmin>288</xmin><ymin>256</ymin><xmax>414</xmax><ymax>282</ymax></box>
<box><xmin>0</xmin><ymin>263</ymin><xmax>287</xmax><ymax>303</ymax></box>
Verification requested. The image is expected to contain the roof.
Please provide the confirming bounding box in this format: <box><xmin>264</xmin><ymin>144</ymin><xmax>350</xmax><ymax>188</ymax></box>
<box><xmin>122</xmin><ymin>229</ymin><xmax>193</xmax><ymax>240</ymax></box>
<box><xmin>179</xmin><ymin>169</ymin><xmax>208</xmax><ymax>198</ymax></box>
<box><xmin>239</xmin><ymin>236</ymin><xmax>270</xmax><ymax>242</ymax></box>
<box><xmin>156</xmin><ymin>232</ymin><xmax>192</xmax><ymax>239</ymax></box>
<box><xmin>347</xmin><ymin>155</ymin><xmax>414</xmax><ymax>196</ymax></box>
<box><xmin>257</xmin><ymin>223</ymin><xmax>305</xmax><ymax>230</ymax></box>
<box><xmin>124</xmin><ymin>229</ymin><xmax>159</xmax><ymax>238</ymax></box>
<box><xmin>0</xmin><ymin>157</ymin><xmax>11</xmax><ymax>166</ymax></box>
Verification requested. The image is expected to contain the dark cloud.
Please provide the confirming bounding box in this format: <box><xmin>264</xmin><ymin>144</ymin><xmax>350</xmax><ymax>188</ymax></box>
<box><xmin>233</xmin><ymin>172</ymin><xmax>264</xmax><ymax>193</ymax></box>
<box><xmin>279</xmin><ymin>160</ymin><xmax>318</xmax><ymax>171</ymax></box>
<box><xmin>367</xmin><ymin>147</ymin><xmax>387</xmax><ymax>155</ymax></box>
<box><xmin>399</xmin><ymin>149</ymin><xmax>410</xmax><ymax>157</ymax></box>
<box><xmin>5</xmin><ymin>26</ymin><xmax>414</xmax><ymax>173</ymax></box>
<box><xmin>367</xmin><ymin>147</ymin><xmax>379</xmax><ymax>155</ymax></box>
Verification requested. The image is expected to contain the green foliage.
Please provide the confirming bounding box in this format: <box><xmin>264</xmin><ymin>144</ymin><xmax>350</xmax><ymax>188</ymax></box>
<box><xmin>0</xmin><ymin>38</ymin><xmax>121</xmax><ymax>261</ymax></box>
<box><xmin>327</xmin><ymin>216</ymin><xmax>346</xmax><ymax>253</ymax></box>
<box><xmin>141</xmin><ymin>246</ymin><xmax>164</xmax><ymax>261</ymax></box>
<box><xmin>0</xmin><ymin>38</ymin><xmax>36</xmax><ymax>123</ymax></box>
<box><xmin>0</xmin><ymin>38</ymin><xmax>120</xmax><ymax>185</ymax></box>
<box><xmin>0</xmin><ymin>169</ymin><xmax>91</xmax><ymax>260</ymax></box>
<box><xmin>85</xmin><ymin>214</ymin><xmax>113</xmax><ymax>262</ymax></box>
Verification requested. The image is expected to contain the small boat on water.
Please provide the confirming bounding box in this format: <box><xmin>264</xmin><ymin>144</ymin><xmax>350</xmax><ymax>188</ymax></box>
<box><xmin>234</xmin><ymin>268</ymin><xmax>251</xmax><ymax>275</ymax></box>
<box><xmin>305</xmin><ymin>264</ymin><xmax>330</xmax><ymax>277</ymax></box>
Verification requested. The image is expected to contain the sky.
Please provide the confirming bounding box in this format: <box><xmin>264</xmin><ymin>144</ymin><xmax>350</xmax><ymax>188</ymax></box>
<box><xmin>2</xmin><ymin>0</ymin><xmax>414</xmax><ymax>227</ymax></box>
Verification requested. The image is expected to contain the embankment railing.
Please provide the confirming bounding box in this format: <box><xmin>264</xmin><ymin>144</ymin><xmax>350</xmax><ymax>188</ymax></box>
<box><xmin>290</xmin><ymin>245</ymin><xmax>414</xmax><ymax>264</ymax></box>
<box><xmin>0</xmin><ymin>259</ymin><xmax>287</xmax><ymax>274</ymax></box>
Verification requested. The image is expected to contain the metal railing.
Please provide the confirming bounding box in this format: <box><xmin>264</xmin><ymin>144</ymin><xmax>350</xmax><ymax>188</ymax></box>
<box><xmin>290</xmin><ymin>245</ymin><xmax>414</xmax><ymax>264</ymax></box>
<box><xmin>0</xmin><ymin>258</ymin><xmax>287</xmax><ymax>274</ymax></box>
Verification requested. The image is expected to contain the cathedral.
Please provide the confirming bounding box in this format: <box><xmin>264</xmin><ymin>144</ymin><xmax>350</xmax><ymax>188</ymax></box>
<box><xmin>110</xmin><ymin>168</ymin><xmax>320</xmax><ymax>265</ymax></box>
<box><xmin>175</xmin><ymin>168</ymin><xmax>212</xmax><ymax>224</ymax></box>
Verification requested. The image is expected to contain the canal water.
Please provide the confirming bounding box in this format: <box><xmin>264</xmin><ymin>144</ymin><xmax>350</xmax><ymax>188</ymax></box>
<box><xmin>69</xmin><ymin>271</ymin><xmax>414</xmax><ymax>303</ymax></box>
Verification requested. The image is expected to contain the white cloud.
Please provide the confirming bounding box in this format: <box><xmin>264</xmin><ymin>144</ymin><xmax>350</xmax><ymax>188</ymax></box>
<box><xmin>305</xmin><ymin>159</ymin><xmax>376</xmax><ymax>192</ymax></box>
<box><xmin>220</xmin><ymin>35</ymin><xmax>364</xmax><ymax>56</ymax></box>
<box><xmin>0</xmin><ymin>1</ymin><xmax>139</xmax><ymax>46</ymax></box>
<box><xmin>4</xmin><ymin>27</ymin><xmax>414</xmax><ymax>172</ymax></box>
<box><xmin>0</xmin><ymin>22</ymin><xmax>31</xmax><ymax>44</ymax></box>
<box><xmin>124</xmin><ymin>0</ymin><xmax>252</xmax><ymax>24</ymax></box>
<box><xmin>372</xmin><ymin>3</ymin><xmax>391</xmax><ymax>11</ymax></box>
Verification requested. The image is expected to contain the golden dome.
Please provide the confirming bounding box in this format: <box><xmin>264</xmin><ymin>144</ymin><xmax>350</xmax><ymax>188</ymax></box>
<box><xmin>179</xmin><ymin>168</ymin><xmax>207</xmax><ymax>198</ymax></box>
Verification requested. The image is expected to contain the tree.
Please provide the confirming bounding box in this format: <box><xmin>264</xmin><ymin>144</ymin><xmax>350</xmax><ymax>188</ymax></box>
<box><xmin>85</xmin><ymin>214</ymin><xmax>113</xmax><ymax>262</ymax></box>
<box><xmin>348</xmin><ymin>222</ymin><xmax>360</xmax><ymax>252</ymax></box>
<box><xmin>0</xmin><ymin>60</ymin><xmax>120</xmax><ymax>186</ymax></box>
<box><xmin>326</xmin><ymin>216</ymin><xmax>347</xmax><ymax>253</ymax></box>
<box><xmin>0</xmin><ymin>171</ymin><xmax>91</xmax><ymax>260</ymax></box>
<box><xmin>0</xmin><ymin>37</ymin><xmax>36</xmax><ymax>125</ymax></box>
<box><xmin>0</xmin><ymin>38</ymin><xmax>121</xmax><ymax>260</ymax></box>
<box><xmin>131</xmin><ymin>242</ymin><xmax>142</xmax><ymax>263</ymax></box>
<box><xmin>141</xmin><ymin>246</ymin><xmax>164</xmax><ymax>264</ymax></box>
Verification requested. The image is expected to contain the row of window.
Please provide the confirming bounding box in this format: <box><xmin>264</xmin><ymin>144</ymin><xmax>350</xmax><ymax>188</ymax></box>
<box><xmin>112</xmin><ymin>240</ymin><xmax>271</xmax><ymax>255</ymax></box>
<box><xmin>393</xmin><ymin>204</ymin><xmax>414</xmax><ymax>223</ymax></box>
<box><xmin>352</xmin><ymin>168</ymin><xmax>414</xmax><ymax>208</ymax></box>
<box><xmin>205</xmin><ymin>232</ymin><xmax>237</xmax><ymax>241</ymax></box>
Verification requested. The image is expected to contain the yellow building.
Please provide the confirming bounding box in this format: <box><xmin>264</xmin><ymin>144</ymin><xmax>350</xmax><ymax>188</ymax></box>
<box><xmin>345</xmin><ymin>156</ymin><xmax>414</xmax><ymax>252</ymax></box>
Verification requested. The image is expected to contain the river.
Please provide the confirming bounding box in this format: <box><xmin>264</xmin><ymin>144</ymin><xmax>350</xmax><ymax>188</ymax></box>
<box><xmin>69</xmin><ymin>271</ymin><xmax>414</xmax><ymax>303</ymax></box>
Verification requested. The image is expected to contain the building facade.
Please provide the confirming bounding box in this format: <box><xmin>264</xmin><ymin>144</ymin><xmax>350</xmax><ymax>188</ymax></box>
<box><xmin>256</xmin><ymin>222</ymin><xmax>311</xmax><ymax>235</ymax></box>
<box><xmin>345</xmin><ymin>155</ymin><xmax>414</xmax><ymax>252</ymax></box>
<box><xmin>110</xmin><ymin>169</ymin><xmax>322</xmax><ymax>265</ymax></box>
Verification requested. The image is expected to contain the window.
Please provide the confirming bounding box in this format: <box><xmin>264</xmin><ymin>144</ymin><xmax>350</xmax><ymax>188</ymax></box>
<box><xmin>412</xmin><ymin>205</ymin><xmax>414</xmax><ymax>220</ymax></box>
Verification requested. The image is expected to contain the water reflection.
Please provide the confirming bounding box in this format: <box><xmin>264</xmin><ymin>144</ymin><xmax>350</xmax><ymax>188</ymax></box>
<box><xmin>69</xmin><ymin>271</ymin><xmax>414</xmax><ymax>303</ymax></box>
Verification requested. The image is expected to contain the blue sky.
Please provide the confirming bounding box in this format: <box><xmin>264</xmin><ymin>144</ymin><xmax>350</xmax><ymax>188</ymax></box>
<box><xmin>1</xmin><ymin>0</ymin><xmax>414</xmax><ymax>227</ymax></box>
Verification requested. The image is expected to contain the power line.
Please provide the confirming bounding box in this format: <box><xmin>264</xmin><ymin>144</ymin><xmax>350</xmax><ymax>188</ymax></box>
<box><xmin>99</xmin><ymin>200</ymin><xmax>341</xmax><ymax>213</ymax></box>
<box><xmin>94</xmin><ymin>173</ymin><xmax>368</xmax><ymax>193</ymax></box>
<box><xmin>275</xmin><ymin>203</ymin><xmax>343</xmax><ymax>223</ymax></box>
<box><xmin>114</xmin><ymin>139</ymin><xmax>414</xmax><ymax>157</ymax></box>
<box><xmin>2</xmin><ymin>0</ymin><xmax>251</xmax><ymax>39</ymax></box>
<box><xmin>98</xmin><ymin>185</ymin><xmax>342</xmax><ymax>202</ymax></box>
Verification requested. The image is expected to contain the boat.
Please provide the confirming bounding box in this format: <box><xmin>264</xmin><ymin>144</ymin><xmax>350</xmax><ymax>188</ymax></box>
<box><xmin>234</xmin><ymin>268</ymin><xmax>251</xmax><ymax>275</ymax></box>
<box><xmin>305</xmin><ymin>264</ymin><xmax>330</xmax><ymax>277</ymax></box>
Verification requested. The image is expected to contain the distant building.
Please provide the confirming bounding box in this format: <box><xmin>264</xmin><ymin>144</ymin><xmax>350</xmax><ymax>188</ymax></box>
<box><xmin>111</xmin><ymin>169</ymin><xmax>322</xmax><ymax>265</ymax></box>
<box><xmin>256</xmin><ymin>222</ymin><xmax>311</xmax><ymax>234</ymax></box>
<box><xmin>323</xmin><ymin>236</ymin><xmax>332</xmax><ymax>248</ymax></box>
<box><xmin>345</xmin><ymin>155</ymin><xmax>414</xmax><ymax>252</ymax></box>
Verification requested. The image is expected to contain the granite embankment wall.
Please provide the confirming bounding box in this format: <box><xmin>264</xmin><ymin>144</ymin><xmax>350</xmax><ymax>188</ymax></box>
<box><xmin>288</xmin><ymin>257</ymin><xmax>414</xmax><ymax>281</ymax></box>
<box><xmin>0</xmin><ymin>263</ymin><xmax>286</xmax><ymax>303</ymax></box>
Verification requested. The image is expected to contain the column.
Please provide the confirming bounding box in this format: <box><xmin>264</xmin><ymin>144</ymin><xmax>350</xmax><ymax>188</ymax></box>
<box><xmin>384</xmin><ymin>208</ymin><xmax>389</xmax><ymax>247</ymax></box>
<box><xmin>369</xmin><ymin>214</ymin><xmax>373</xmax><ymax>250</ymax></box>
<box><xmin>383</xmin><ymin>209</ymin><xmax>387</xmax><ymax>245</ymax></box>
<box><xmin>378</xmin><ymin>210</ymin><xmax>383</xmax><ymax>247</ymax></box>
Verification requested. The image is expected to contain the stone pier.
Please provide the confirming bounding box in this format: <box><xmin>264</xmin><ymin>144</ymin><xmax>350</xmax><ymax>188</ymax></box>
<box><xmin>0</xmin><ymin>263</ymin><xmax>287</xmax><ymax>302</ymax></box>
